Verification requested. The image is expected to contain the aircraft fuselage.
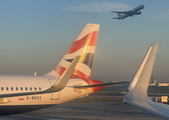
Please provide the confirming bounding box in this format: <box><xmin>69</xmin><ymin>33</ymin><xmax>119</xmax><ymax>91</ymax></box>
<box><xmin>0</xmin><ymin>75</ymin><xmax>102</xmax><ymax>115</ymax></box>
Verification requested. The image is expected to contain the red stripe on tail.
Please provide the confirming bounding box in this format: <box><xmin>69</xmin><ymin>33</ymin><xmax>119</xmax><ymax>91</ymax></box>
<box><xmin>66</xmin><ymin>31</ymin><xmax>98</xmax><ymax>54</ymax></box>
<box><xmin>71</xmin><ymin>69</ymin><xmax>90</xmax><ymax>79</ymax></box>
<box><xmin>54</xmin><ymin>65</ymin><xmax>66</xmax><ymax>76</ymax></box>
<box><xmin>82</xmin><ymin>79</ymin><xmax>105</xmax><ymax>92</ymax></box>
<box><xmin>54</xmin><ymin>64</ymin><xmax>90</xmax><ymax>79</ymax></box>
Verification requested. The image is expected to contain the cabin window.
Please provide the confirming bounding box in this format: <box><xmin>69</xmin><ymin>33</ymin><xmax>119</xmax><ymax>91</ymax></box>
<box><xmin>30</xmin><ymin>87</ymin><xmax>32</xmax><ymax>91</ymax></box>
<box><xmin>25</xmin><ymin>87</ymin><xmax>27</xmax><ymax>91</ymax></box>
<box><xmin>11</xmin><ymin>87</ymin><xmax>13</xmax><ymax>91</ymax></box>
<box><xmin>34</xmin><ymin>87</ymin><xmax>37</xmax><ymax>91</ymax></box>
<box><xmin>39</xmin><ymin>87</ymin><xmax>41</xmax><ymax>90</ymax></box>
<box><xmin>6</xmin><ymin>87</ymin><xmax>8</xmax><ymax>91</ymax></box>
<box><xmin>16</xmin><ymin>87</ymin><xmax>18</xmax><ymax>91</ymax></box>
<box><xmin>1</xmin><ymin>87</ymin><xmax>3</xmax><ymax>91</ymax></box>
<box><xmin>20</xmin><ymin>87</ymin><xmax>23</xmax><ymax>91</ymax></box>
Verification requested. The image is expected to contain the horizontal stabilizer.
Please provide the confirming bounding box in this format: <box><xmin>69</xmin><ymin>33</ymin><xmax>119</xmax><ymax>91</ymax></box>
<box><xmin>111</xmin><ymin>11</ymin><xmax>128</xmax><ymax>14</ymax></box>
<box><xmin>73</xmin><ymin>81</ymin><xmax>129</xmax><ymax>89</ymax></box>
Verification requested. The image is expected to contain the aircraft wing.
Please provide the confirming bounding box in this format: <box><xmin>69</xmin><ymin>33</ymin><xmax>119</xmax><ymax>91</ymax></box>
<box><xmin>0</xmin><ymin>56</ymin><xmax>80</xmax><ymax>98</ymax></box>
<box><xmin>111</xmin><ymin>11</ymin><xmax>129</xmax><ymax>14</ymax></box>
<box><xmin>73</xmin><ymin>81</ymin><xmax>129</xmax><ymax>89</ymax></box>
<box><xmin>124</xmin><ymin>43</ymin><xmax>169</xmax><ymax>119</ymax></box>
<box><xmin>113</xmin><ymin>17</ymin><xmax>120</xmax><ymax>19</ymax></box>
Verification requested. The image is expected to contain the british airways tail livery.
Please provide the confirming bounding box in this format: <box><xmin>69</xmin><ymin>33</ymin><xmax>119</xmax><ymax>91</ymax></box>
<box><xmin>0</xmin><ymin>23</ymin><xmax>126</xmax><ymax>115</ymax></box>
<box><xmin>124</xmin><ymin>43</ymin><xmax>169</xmax><ymax>119</ymax></box>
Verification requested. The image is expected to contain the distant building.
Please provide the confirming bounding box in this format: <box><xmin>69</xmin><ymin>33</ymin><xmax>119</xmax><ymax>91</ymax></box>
<box><xmin>149</xmin><ymin>83</ymin><xmax>157</xmax><ymax>86</ymax></box>
<box><xmin>108</xmin><ymin>80</ymin><xmax>169</xmax><ymax>87</ymax></box>
<box><xmin>158</xmin><ymin>83</ymin><xmax>169</xmax><ymax>86</ymax></box>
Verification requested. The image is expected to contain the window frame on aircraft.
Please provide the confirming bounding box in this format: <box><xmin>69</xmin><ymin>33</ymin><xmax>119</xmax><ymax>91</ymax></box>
<box><xmin>0</xmin><ymin>86</ymin><xmax>42</xmax><ymax>91</ymax></box>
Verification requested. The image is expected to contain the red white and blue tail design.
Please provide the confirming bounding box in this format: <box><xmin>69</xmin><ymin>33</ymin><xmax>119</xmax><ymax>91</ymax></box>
<box><xmin>45</xmin><ymin>23</ymin><xmax>100</xmax><ymax>79</ymax></box>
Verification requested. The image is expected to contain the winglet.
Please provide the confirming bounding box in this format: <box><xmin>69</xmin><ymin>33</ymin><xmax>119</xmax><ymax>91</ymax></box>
<box><xmin>44</xmin><ymin>56</ymin><xmax>81</xmax><ymax>93</ymax></box>
<box><xmin>123</xmin><ymin>44</ymin><xmax>169</xmax><ymax>119</ymax></box>
<box><xmin>124</xmin><ymin>43</ymin><xmax>158</xmax><ymax>102</ymax></box>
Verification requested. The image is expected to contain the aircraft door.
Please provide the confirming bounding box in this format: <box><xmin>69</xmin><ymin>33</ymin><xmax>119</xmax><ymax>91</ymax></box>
<box><xmin>48</xmin><ymin>79</ymin><xmax>60</xmax><ymax>100</ymax></box>
<box><xmin>51</xmin><ymin>92</ymin><xmax>60</xmax><ymax>100</ymax></box>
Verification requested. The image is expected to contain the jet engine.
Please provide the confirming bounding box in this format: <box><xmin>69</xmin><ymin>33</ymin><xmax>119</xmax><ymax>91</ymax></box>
<box><xmin>135</xmin><ymin>11</ymin><xmax>141</xmax><ymax>15</ymax></box>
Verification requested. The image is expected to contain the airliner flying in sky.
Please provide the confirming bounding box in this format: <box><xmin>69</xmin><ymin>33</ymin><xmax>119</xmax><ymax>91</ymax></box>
<box><xmin>0</xmin><ymin>23</ymin><xmax>126</xmax><ymax>115</ymax></box>
<box><xmin>112</xmin><ymin>5</ymin><xmax>144</xmax><ymax>20</ymax></box>
<box><xmin>124</xmin><ymin>43</ymin><xmax>169</xmax><ymax>119</ymax></box>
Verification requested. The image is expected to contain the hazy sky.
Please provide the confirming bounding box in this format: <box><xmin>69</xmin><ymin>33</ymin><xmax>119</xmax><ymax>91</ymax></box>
<box><xmin>0</xmin><ymin>0</ymin><xmax>169</xmax><ymax>82</ymax></box>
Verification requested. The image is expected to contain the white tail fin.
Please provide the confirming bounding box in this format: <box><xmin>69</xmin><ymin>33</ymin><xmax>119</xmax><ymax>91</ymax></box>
<box><xmin>124</xmin><ymin>43</ymin><xmax>158</xmax><ymax>101</ymax></box>
<box><xmin>122</xmin><ymin>44</ymin><xmax>169</xmax><ymax>119</ymax></box>
<box><xmin>44</xmin><ymin>23</ymin><xmax>100</xmax><ymax>79</ymax></box>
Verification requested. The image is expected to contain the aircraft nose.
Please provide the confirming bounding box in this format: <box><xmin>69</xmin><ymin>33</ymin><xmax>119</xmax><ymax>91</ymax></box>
<box><xmin>142</xmin><ymin>5</ymin><xmax>145</xmax><ymax>8</ymax></box>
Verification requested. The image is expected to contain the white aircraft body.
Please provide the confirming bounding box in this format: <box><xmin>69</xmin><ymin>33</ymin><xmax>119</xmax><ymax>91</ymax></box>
<box><xmin>124</xmin><ymin>43</ymin><xmax>169</xmax><ymax>119</ymax></box>
<box><xmin>0</xmin><ymin>23</ymin><xmax>126</xmax><ymax>115</ymax></box>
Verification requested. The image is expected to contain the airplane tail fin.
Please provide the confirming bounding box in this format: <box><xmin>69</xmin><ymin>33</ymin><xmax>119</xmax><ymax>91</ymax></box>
<box><xmin>44</xmin><ymin>23</ymin><xmax>100</xmax><ymax>79</ymax></box>
<box><xmin>124</xmin><ymin>43</ymin><xmax>158</xmax><ymax>103</ymax></box>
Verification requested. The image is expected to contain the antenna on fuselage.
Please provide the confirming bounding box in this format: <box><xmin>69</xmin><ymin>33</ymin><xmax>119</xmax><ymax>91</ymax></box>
<box><xmin>34</xmin><ymin>72</ymin><xmax>37</xmax><ymax>76</ymax></box>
